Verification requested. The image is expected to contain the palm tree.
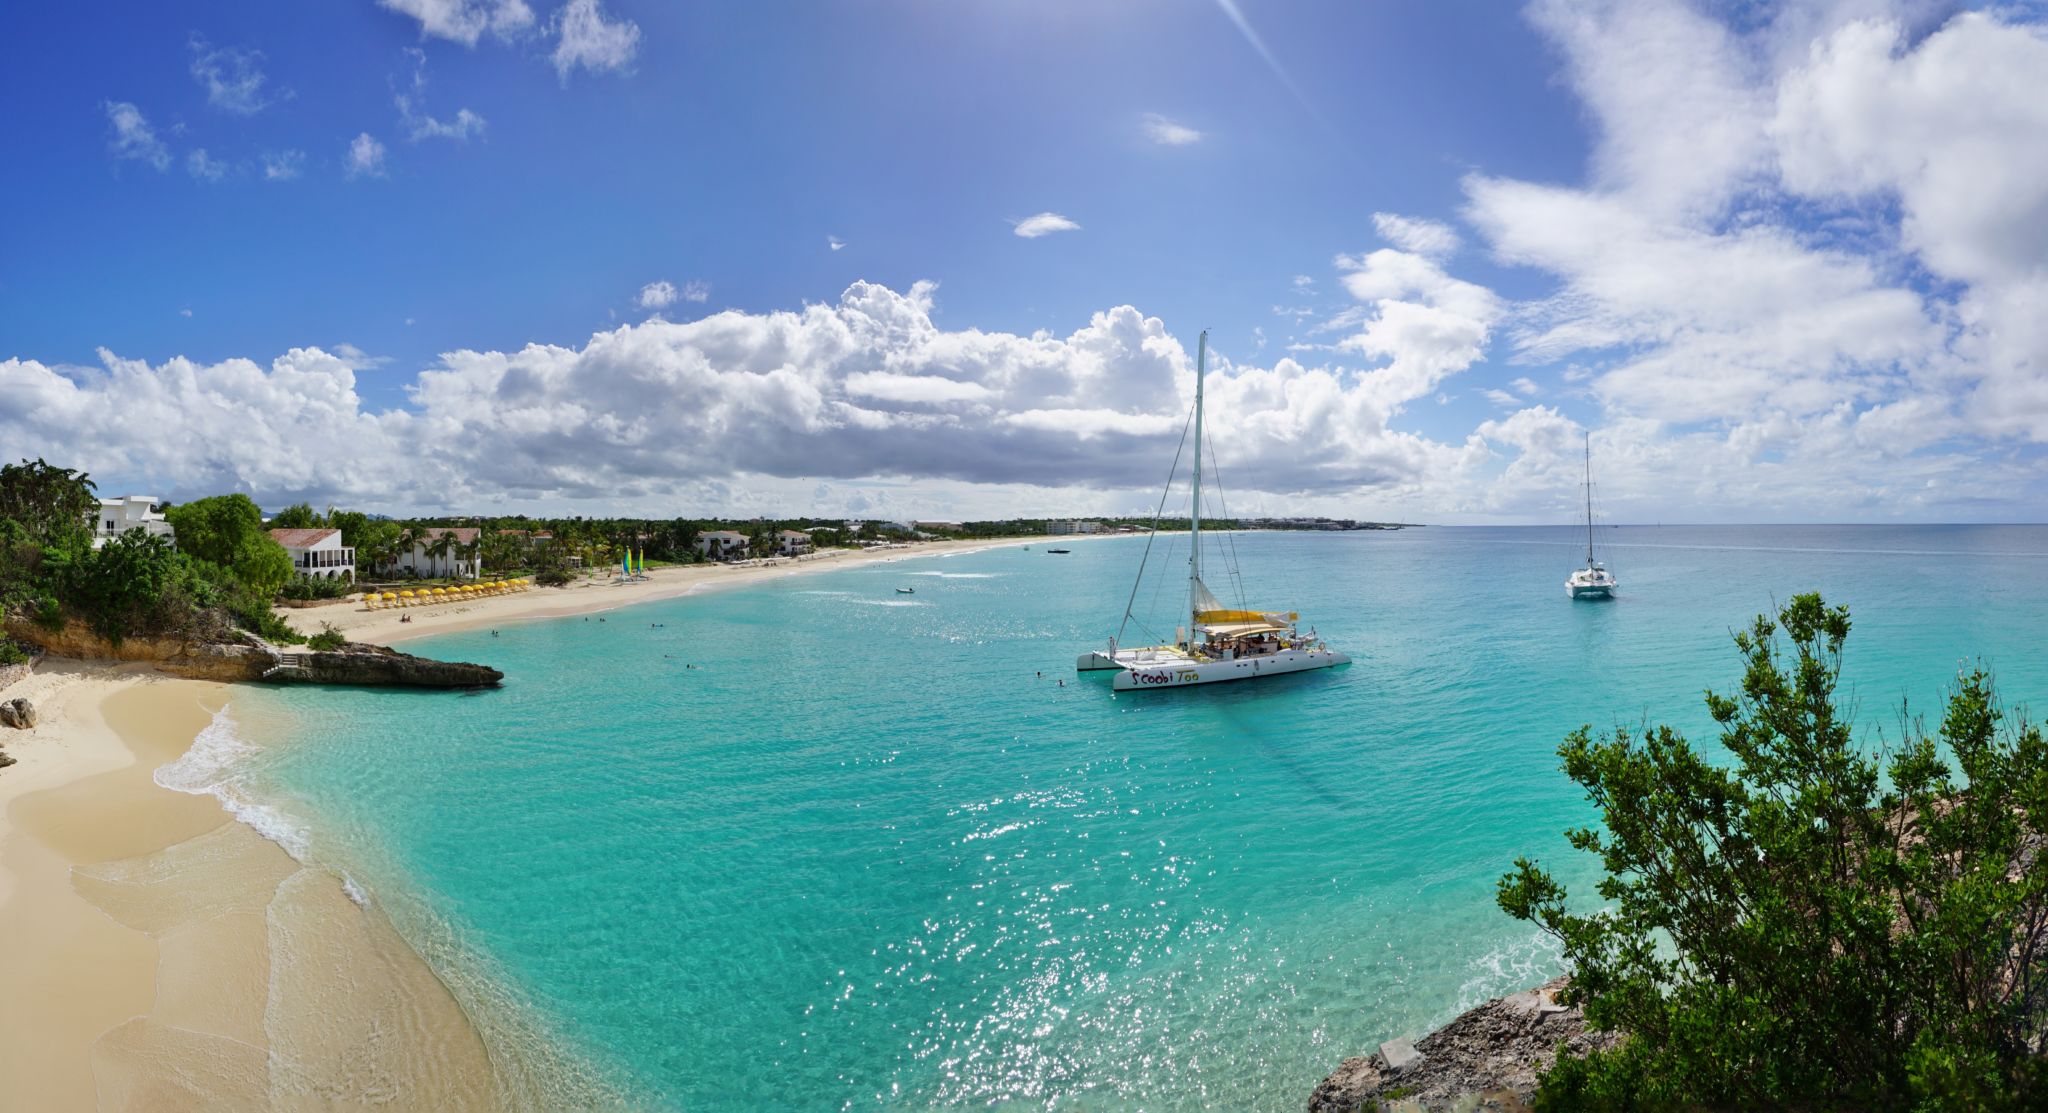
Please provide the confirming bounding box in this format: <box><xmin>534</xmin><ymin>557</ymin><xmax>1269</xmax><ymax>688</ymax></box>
<box><xmin>456</xmin><ymin>537</ymin><xmax>482</xmax><ymax>579</ymax></box>
<box><xmin>425</xmin><ymin>531</ymin><xmax>456</xmax><ymax>579</ymax></box>
<box><xmin>395</xmin><ymin>525</ymin><xmax>426</xmax><ymax>577</ymax></box>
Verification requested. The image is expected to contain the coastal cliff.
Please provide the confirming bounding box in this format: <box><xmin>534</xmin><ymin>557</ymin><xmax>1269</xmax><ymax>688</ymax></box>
<box><xmin>1307</xmin><ymin>976</ymin><xmax>1619</xmax><ymax>1113</ymax></box>
<box><xmin>4</xmin><ymin>615</ymin><xmax>501</xmax><ymax>688</ymax></box>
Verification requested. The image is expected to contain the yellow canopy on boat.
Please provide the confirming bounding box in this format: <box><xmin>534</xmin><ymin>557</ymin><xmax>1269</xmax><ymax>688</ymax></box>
<box><xmin>1195</xmin><ymin>609</ymin><xmax>1298</xmax><ymax>625</ymax></box>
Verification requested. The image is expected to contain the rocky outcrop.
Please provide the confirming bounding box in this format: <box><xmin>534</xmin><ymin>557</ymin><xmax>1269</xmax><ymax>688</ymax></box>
<box><xmin>1308</xmin><ymin>977</ymin><xmax>1621</xmax><ymax>1113</ymax></box>
<box><xmin>1</xmin><ymin>698</ymin><xmax>36</xmax><ymax>729</ymax></box>
<box><xmin>4</xmin><ymin>615</ymin><xmax>500</xmax><ymax>690</ymax></box>
<box><xmin>0</xmin><ymin>646</ymin><xmax>39</xmax><ymax>693</ymax></box>
<box><xmin>260</xmin><ymin>643</ymin><xmax>502</xmax><ymax>689</ymax></box>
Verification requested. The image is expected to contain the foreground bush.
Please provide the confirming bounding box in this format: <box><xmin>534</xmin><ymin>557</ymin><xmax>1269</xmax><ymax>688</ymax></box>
<box><xmin>1500</xmin><ymin>594</ymin><xmax>2048</xmax><ymax>1110</ymax></box>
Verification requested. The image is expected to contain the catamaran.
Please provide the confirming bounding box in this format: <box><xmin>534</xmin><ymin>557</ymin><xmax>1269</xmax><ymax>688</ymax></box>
<box><xmin>1566</xmin><ymin>432</ymin><xmax>1616</xmax><ymax>599</ymax></box>
<box><xmin>1076</xmin><ymin>330</ymin><xmax>1349</xmax><ymax>691</ymax></box>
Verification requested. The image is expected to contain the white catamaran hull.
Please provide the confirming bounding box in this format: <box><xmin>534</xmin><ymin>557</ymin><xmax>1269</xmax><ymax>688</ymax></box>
<box><xmin>1566</xmin><ymin>571</ymin><xmax>1617</xmax><ymax>599</ymax></box>
<box><xmin>1110</xmin><ymin>647</ymin><xmax>1350</xmax><ymax>690</ymax></box>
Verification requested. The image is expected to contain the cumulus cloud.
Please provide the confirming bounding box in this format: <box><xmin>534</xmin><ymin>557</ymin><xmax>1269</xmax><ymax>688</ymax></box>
<box><xmin>0</xmin><ymin>280</ymin><xmax>1511</xmax><ymax>513</ymax></box>
<box><xmin>262</xmin><ymin>149</ymin><xmax>306</xmax><ymax>181</ymax></box>
<box><xmin>828</xmin><ymin>235</ymin><xmax>846</xmax><ymax>251</ymax></box>
<box><xmin>636</xmin><ymin>281</ymin><xmax>679</xmax><ymax>310</ymax></box>
<box><xmin>380</xmin><ymin>0</ymin><xmax>534</xmax><ymax>45</ymax></box>
<box><xmin>345</xmin><ymin>133</ymin><xmax>388</xmax><ymax>179</ymax></box>
<box><xmin>186</xmin><ymin>148</ymin><xmax>228</xmax><ymax>182</ymax></box>
<box><xmin>396</xmin><ymin>50</ymin><xmax>487</xmax><ymax>142</ymax></box>
<box><xmin>103</xmin><ymin>101</ymin><xmax>169</xmax><ymax>171</ymax></box>
<box><xmin>1441</xmin><ymin>0</ymin><xmax>2048</xmax><ymax>517</ymax></box>
<box><xmin>188</xmin><ymin>35</ymin><xmax>284</xmax><ymax>115</ymax></box>
<box><xmin>552</xmin><ymin>0</ymin><xmax>640</xmax><ymax>81</ymax></box>
<box><xmin>1141</xmin><ymin>113</ymin><xmax>1203</xmax><ymax>145</ymax></box>
<box><xmin>1013</xmin><ymin>212</ymin><xmax>1080</xmax><ymax>238</ymax></box>
<box><xmin>1371</xmin><ymin>213</ymin><xmax>1461</xmax><ymax>259</ymax></box>
<box><xmin>636</xmin><ymin>280</ymin><xmax>710</xmax><ymax>311</ymax></box>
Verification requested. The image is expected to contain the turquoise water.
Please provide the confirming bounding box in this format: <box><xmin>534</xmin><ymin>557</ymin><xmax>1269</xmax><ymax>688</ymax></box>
<box><xmin>229</xmin><ymin>526</ymin><xmax>2048</xmax><ymax>1110</ymax></box>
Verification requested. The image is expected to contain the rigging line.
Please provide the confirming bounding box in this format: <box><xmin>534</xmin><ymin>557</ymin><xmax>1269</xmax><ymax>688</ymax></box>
<box><xmin>1117</xmin><ymin>401</ymin><xmax>1198</xmax><ymax>646</ymax></box>
<box><xmin>1205</xmin><ymin>438</ymin><xmax>1251</xmax><ymax>611</ymax></box>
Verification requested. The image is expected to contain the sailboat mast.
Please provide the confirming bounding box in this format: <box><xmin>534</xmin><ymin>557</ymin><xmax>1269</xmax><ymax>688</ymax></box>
<box><xmin>1583</xmin><ymin>432</ymin><xmax>1595</xmax><ymax>564</ymax></box>
<box><xmin>1189</xmin><ymin>330</ymin><xmax>1206</xmax><ymax>645</ymax></box>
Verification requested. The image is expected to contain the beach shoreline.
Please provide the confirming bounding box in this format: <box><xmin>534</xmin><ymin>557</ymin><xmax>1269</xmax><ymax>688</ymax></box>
<box><xmin>306</xmin><ymin>533</ymin><xmax>1125</xmax><ymax>646</ymax></box>
<box><xmin>0</xmin><ymin>662</ymin><xmax>501</xmax><ymax>1110</ymax></box>
<box><xmin>0</xmin><ymin>533</ymin><xmax>1123</xmax><ymax>1109</ymax></box>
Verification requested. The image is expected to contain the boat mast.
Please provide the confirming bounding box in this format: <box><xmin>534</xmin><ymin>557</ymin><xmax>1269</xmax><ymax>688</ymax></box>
<box><xmin>1582</xmin><ymin>431</ymin><xmax>1595</xmax><ymax>565</ymax></box>
<box><xmin>1189</xmin><ymin>330</ymin><xmax>1206</xmax><ymax>646</ymax></box>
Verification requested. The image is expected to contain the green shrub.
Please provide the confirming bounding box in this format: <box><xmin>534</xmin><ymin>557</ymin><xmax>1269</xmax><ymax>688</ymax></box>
<box><xmin>534</xmin><ymin>567</ymin><xmax>573</xmax><ymax>586</ymax></box>
<box><xmin>279</xmin><ymin>575</ymin><xmax>351</xmax><ymax>601</ymax></box>
<box><xmin>306</xmin><ymin>623</ymin><xmax>346</xmax><ymax>651</ymax></box>
<box><xmin>0</xmin><ymin>639</ymin><xmax>29</xmax><ymax>666</ymax></box>
<box><xmin>1500</xmin><ymin>594</ymin><xmax>2048</xmax><ymax>1110</ymax></box>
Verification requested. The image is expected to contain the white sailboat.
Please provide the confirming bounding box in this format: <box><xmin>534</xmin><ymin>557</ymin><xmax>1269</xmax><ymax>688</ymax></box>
<box><xmin>1075</xmin><ymin>330</ymin><xmax>1349</xmax><ymax>690</ymax></box>
<box><xmin>1565</xmin><ymin>432</ymin><xmax>1616</xmax><ymax>599</ymax></box>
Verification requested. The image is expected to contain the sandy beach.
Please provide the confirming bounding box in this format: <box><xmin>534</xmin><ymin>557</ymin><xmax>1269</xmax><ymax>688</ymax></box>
<box><xmin>303</xmin><ymin>535</ymin><xmax>1110</xmax><ymax>646</ymax></box>
<box><xmin>0</xmin><ymin>533</ymin><xmax>1114</xmax><ymax>1110</ymax></box>
<box><xmin>0</xmin><ymin>667</ymin><xmax>502</xmax><ymax>1110</ymax></box>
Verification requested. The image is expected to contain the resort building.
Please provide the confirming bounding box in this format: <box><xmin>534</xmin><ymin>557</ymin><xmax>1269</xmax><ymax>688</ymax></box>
<box><xmin>696</xmin><ymin>530</ymin><xmax>749</xmax><ymax>560</ymax></box>
<box><xmin>268</xmin><ymin>527</ymin><xmax>356</xmax><ymax>581</ymax></box>
<box><xmin>396</xmin><ymin>527</ymin><xmax>483</xmax><ymax>579</ymax></box>
<box><xmin>1046</xmin><ymin>520</ymin><xmax>1104</xmax><ymax>535</ymax></box>
<box><xmin>88</xmin><ymin>495</ymin><xmax>175</xmax><ymax>549</ymax></box>
<box><xmin>775</xmin><ymin>530</ymin><xmax>812</xmax><ymax>556</ymax></box>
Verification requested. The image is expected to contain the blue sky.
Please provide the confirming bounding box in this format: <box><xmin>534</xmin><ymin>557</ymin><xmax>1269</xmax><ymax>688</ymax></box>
<box><xmin>5</xmin><ymin>1</ymin><xmax>2047</xmax><ymax>522</ymax></box>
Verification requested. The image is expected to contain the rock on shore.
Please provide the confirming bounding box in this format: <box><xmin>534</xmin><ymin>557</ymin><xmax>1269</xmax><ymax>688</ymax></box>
<box><xmin>1307</xmin><ymin>976</ymin><xmax>1620</xmax><ymax>1113</ymax></box>
<box><xmin>5</xmin><ymin>615</ymin><xmax>501</xmax><ymax>689</ymax></box>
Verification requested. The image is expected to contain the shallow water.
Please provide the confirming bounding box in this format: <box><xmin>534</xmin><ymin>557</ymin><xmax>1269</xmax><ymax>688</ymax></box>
<box><xmin>231</xmin><ymin>525</ymin><xmax>2048</xmax><ymax>1110</ymax></box>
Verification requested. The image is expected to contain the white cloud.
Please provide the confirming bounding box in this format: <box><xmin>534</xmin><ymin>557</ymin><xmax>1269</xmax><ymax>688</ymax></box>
<box><xmin>103</xmin><ymin>101</ymin><xmax>169</xmax><ymax>171</ymax></box>
<box><xmin>552</xmin><ymin>0</ymin><xmax>640</xmax><ymax>81</ymax></box>
<box><xmin>1371</xmin><ymin>212</ymin><xmax>1461</xmax><ymax>258</ymax></box>
<box><xmin>1511</xmin><ymin>377</ymin><xmax>1539</xmax><ymax>396</ymax></box>
<box><xmin>1141</xmin><ymin>113</ymin><xmax>1203</xmax><ymax>146</ymax></box>
<box><xmin>1013</xmin><ymin>212</ymin><xmax>1080</xmax><ymax>238</ymax></box>
<box><xmin>9</xmin><ymin>276</ymin><xmax>2044</xmax><ymax>520</ymax></box>
<box><xmin>0</xmin><ymin>281</ymin><xmax>1503</xmax><ymax>513</ymax></box>
<box><xmin>1292</xmin><ymin>274</ymin><xmax>1314</xmax><ymax>289</ymax></box>
<box><xmin>828</xmin><ymin>235</ymin><xmax>846</xmax><ymax>252</ymax></box>
<box><xmin>179</xmin><ymin>309</ymin><xmax>193</xmax><ymax>318</ymax></box>
<box><xmin>1770</xmin><ymin>12</ymin><xmax>2048</xmax><ymax>440</ymax></box>
<box><xmin>680</xmin><ymin>280</ymin><xmax>711</xmax><ymax>303</ymax></box>
<box><xmin>186</xmin><ymin>148</ymin><xmax>228</xmax><ymax>182</ymax></box>
<box><xmin>396</xmin><ymin>50</ymin><xmax>487</xmax><ymax>142</ymax></box>
<box><xmin>636</xmin><ymin>281</ymin><xmax>679</xmax><ymax>310</ymax></box>
<box><xmin>379</xmin><ymin>0</ymin><xmax>534</xmax><ymax>45</ymax></box>
<box><xmin>345</xmin><ymin>133</ymin><xmax>388</xmax><ymax>179</ymax></box>
<box><xmin>262</xmin><ymin>150</ymin><xmax>306</xmax><ymax>181</ymax></box>
<box><xmin>188</xmin><ymin>35</ymin><xmax>283</xmax><ymax>115</ymax></box>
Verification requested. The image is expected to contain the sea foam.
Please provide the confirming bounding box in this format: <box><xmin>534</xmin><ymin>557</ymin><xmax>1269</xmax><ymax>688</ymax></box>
<box><xmin>156</xmin><ymin>705</ymin><xmax>313</xmax><ymax>862</ymax></box>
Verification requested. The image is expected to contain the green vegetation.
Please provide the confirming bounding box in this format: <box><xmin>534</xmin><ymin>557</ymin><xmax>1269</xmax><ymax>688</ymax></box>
<box><xmin>279</xmin><ymin>574</ymin><xmax>353</xmax><ymax>601</ymax></box>
<box><xmin>1499</xmin><ymin>594</ymin><xmax>2048</xmax><ymax>1110</ymax></box>
<box><xmin>0</xmin><ymin>461</ymin><xmax>304</xmax><ymax>646</ymax></box>
<box><xmin>0</xmin><ymin>638</ymin><xmax>30</xmax><ymax>666</ymax></box>
<box><xmin>164</xmin><ymin>494</ymin><xmax>295</xmax><ymax>599</ymax></box>
<box><xmin>306</xmin><ymin>623</ymin><xmax>346</xmax><ymax>651</ymax></box>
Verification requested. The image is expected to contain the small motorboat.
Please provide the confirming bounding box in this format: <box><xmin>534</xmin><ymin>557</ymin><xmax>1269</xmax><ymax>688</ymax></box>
<box><xmin>896</xmin><ymin>586</ymin><xmax>915</xmax><ymax>594</ymax></box>
<box><xmin>1046</xmin><ymin>548</ymin><xmax>1070</xmax><ymax>554</ymax></box>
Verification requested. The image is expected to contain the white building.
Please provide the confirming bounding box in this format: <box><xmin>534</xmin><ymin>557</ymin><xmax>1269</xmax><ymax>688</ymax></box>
<box><xmin>89</xmin><ymin>496</ymin><xmax>176</xmax><ymax>549</ymax></box>
<box><xmin>396</xmin><ymin>527</ymin><xmax>483</xmax><ymax>579</ymax></box>
<box><xmin>775</xmin><ymin>529</ymin><xmax>812</xmax><ymax>556</ymax></box>
<box><xmin>696</xmin><ymin>530</ymin><xmax>749</xmax><ymax>560</ymax></box>
<box><xmin>269</xmin><ymin>527</ymin><xmax>356</xmax><ymax>581</ymax></box>
<box><xmin>1046</xmin><ymin>520</ymin><xmax>1103</xmax><ymax>535</ymax></box>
